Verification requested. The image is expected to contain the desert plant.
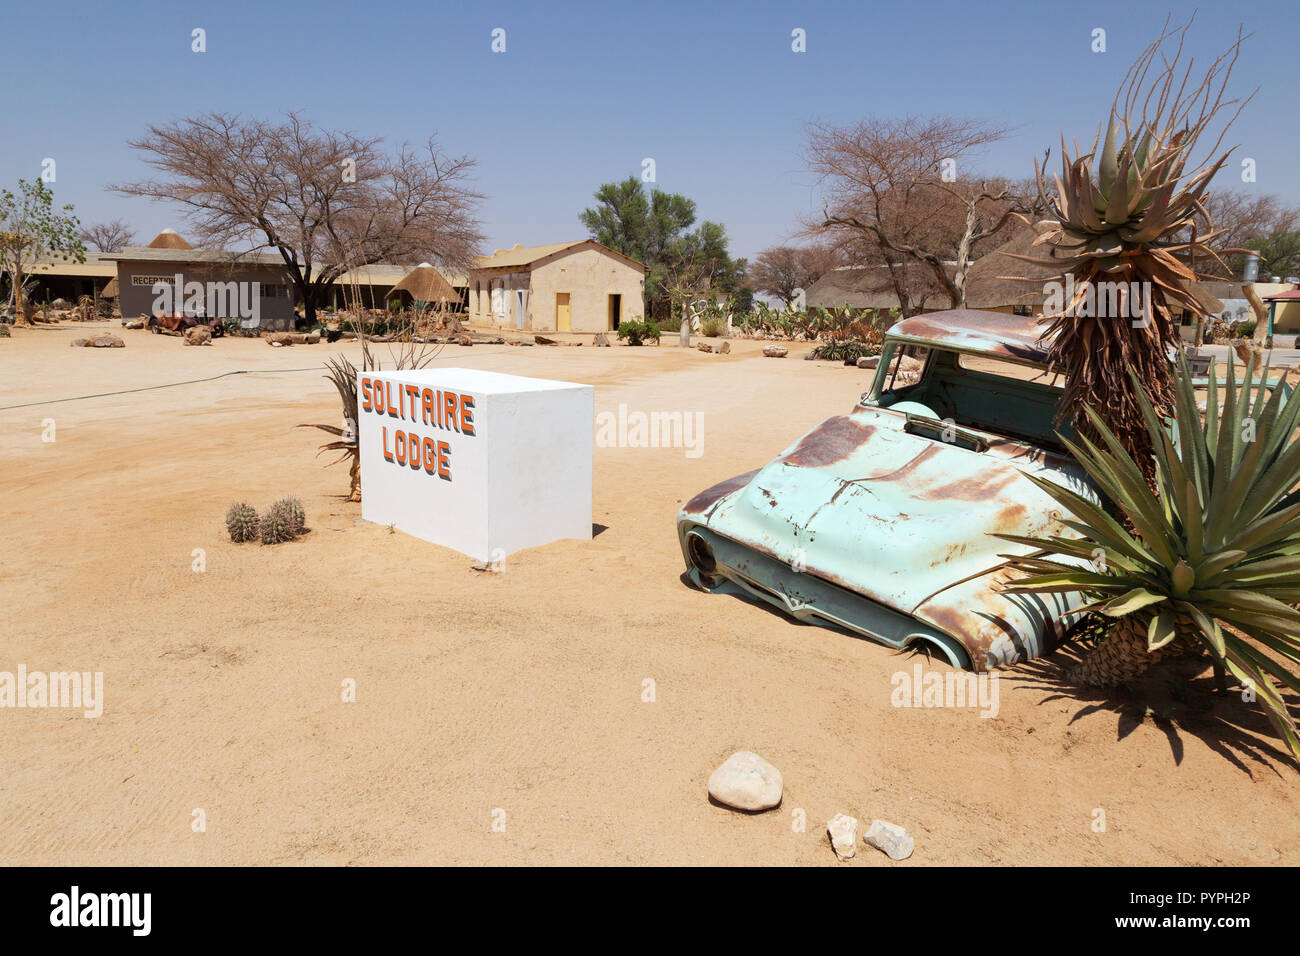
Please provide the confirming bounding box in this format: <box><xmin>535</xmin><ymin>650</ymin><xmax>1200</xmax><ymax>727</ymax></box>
<box><xmin>998</xmin><ymin>356</ymin><xmax>1300</xmax><ymax>761</ymax></box>
<box><xmin>277</xmin><ymin>496</ymin><xmax>305</xmax><ymax>535</ymax></box>
<box><xmin>617</xmin><ymin>318</ymin><xmax>660</xmax><ymax>346</ymax></box>
<box><xmin>259</xmin><ymin>502</ymin><xmax>296</xmax><ymax>545</ymax></box>
<box><xmin>301</xmin><ymin>319</ymin><xmax>445</xmax><ymax>502</ymax></box>
<box><xmin>700</xmin><ymin>315</ymin><xmax>728</xmax><ymax>338</ymax></box>
<box><xmin>1016</xmin><ymin>17</ymin><xmax>1252</xmax><ymax>480</ymax></box>
<box><xmin>225</xmin><ymin>502</ymin><xmax>260</xmax><ymax>543</ymax></box>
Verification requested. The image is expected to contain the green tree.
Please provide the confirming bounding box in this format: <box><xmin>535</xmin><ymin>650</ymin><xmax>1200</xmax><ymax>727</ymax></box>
<box><xmin>0</xmin><ymin>178</ymin><xmax>84</xmax><ymax>325</ymax></box>
<box><xmin>580</xmin><ymin>176</ymin><xmax>698</xmax><ymax>308</ymax></box>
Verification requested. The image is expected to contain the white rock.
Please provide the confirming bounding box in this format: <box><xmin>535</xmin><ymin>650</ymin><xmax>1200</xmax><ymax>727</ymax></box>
<box><xmin>856</xmin><ymin>355</ymin><xmax>880</xmax><ymax>369</ymax></box>
<box><xmin>864</xmin><ymin>819</ymin><xmax>913</xmax><ymax>860</ymax></box>
<box><xmin>827</xmin><ymin>813</ymin><xmax>858</xmax><ymax>860</ymax></box>
<box><xmin>707</xmin><ymin>751</ymin><xmax>782</xmax><ymax>811</ymax></box>
<box><xmin>762</xmin><ymin>345</ymin><xmax>788</xmax><ymax>358</ymax></box>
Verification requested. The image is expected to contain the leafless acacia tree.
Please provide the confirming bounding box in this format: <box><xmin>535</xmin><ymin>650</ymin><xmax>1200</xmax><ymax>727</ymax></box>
<box><xmin>115</xmin><ymin>113</ymin><xmax>485</xmax><ymax>325</ymax></box>
<box><xmin>747</xmin><ymin>244</ymin><xmax>842</xmax><ymax>307</ymax></box>
<box><xmin>78</xmin><ymin>219</ymin><xmax>136</xmax><ymax>252</ymax></box>
<box><xmin>805</xmin><ymin>116</ymin><xmax>1035</xmax><ymax>314</ymax></box>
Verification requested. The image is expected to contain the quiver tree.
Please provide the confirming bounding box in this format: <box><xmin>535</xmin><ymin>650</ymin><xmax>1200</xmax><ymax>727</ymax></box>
<box><xmin>1013</xmin><ymin>16</ymin><xmax>1254</xmax><ymax>475</ymax></box>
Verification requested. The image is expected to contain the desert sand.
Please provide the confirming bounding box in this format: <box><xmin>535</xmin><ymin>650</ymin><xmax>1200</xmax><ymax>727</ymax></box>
<box><xmin>0</xmin><ymin>320</ymin><xmax>1294</xmax><ymax>866</ymax></box>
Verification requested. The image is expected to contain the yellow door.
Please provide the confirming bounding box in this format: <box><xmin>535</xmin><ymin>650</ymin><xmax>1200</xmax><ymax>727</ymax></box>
<box><xmin>556</xmin><ymin>293</ymin><xmax>571</xmax><ymax>331</ymax></box>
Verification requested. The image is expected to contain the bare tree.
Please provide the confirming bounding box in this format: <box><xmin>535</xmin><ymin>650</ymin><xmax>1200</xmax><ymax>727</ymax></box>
<box><xmin>1197</xmin><ymin>189</ymin><xmax>1300</xmax><ymax>278</ymax></box>
<box><xmin>115</xmin><ymin>113</ymin><xmax>485</xmax><ymax>326</ymax></box>
<box><xmin>805</xmin><ymin>116</ymin><xmax>1033</xmax><ymax>314</ymax></box>
<box><xmin>78</xmin><ymin>219</ymin><xmax>136</xmax><ymax>252</ymax></box>
<box><xmin>747</xmin><ymin>244</ymin><xmax>842</xmax><ymax>307</ymax></box>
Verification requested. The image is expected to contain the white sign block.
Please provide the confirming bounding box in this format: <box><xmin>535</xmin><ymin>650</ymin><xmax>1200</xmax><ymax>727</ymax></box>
<box><xmin>358</xmin><ymin>368</ymin><xmax>593</xmax><ymax>562</ymax></box>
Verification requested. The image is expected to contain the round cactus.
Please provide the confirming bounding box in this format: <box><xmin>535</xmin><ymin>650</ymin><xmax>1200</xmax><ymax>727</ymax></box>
<box><xmin>277</xmin><ymin>495</ymin><xmax>305</xmax><ymax>536</ymax></box>
<box><xmin>259</xmin><ymin>502</ymin><xmax>294</xmax><ymax>545</ymax></box>
<box><xmin>225</xmin><ymin>502</ymin><xmax>260</xmax><ymax>543</ymax></box>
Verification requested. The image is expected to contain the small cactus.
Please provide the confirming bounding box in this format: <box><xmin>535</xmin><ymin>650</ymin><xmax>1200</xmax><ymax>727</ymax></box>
<box><xmin>259</xmin><ymin>502</ymin><xmax>294</xmax><ymax>545</ymax></box>
<box><xmin>225</xmin><ymin>502</ymin><xmax>260</xmax><ymax>543</ymax></box>
<box><xmin>277</xmin><ymin>495</ymin><xmax>305</xmax><ymax>535</ymax></box>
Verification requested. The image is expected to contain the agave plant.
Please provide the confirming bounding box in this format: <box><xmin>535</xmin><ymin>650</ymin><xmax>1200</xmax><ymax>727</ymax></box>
<box><xmin>1012</xmin><ymin>17</ymin><xmax>1251</xmax><ymax>473</ymax></box>
<box><xmin>997</xmin><ymin>356</ymin><xmax>1300</xmax><ymax>761</ymax></box>
<box><xmin>301</xmin><ymin>355</ymin><xmax>361</xmax><ymax>502</ymax></box>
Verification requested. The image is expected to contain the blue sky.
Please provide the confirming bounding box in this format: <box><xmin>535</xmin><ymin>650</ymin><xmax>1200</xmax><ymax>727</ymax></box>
<box><xmin>4</xmin><ymin>0</ymin><xmax>1296</xmax><ymax>261</ymax></box>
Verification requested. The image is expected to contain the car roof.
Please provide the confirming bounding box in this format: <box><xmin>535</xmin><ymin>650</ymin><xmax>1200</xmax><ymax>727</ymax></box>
<box><xmin>886</xmin><ymin>309</ymin><xmax>1052</xmax><ymax>368</ymax></box>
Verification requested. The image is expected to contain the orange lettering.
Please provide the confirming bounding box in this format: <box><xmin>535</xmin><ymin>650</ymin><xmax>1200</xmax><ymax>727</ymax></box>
<box><xmin>460</xmin><ymin>394</ymin><xmax>475</xmax><ymax>435</ymax></box>
<box><xmin>444</xmin><ymin>393</ymin><xmax>458</xmax><ymax>432</ymax></box>
<box><xmin>437</xmin><ymin>441</ymin><xmax>451</xmax><ymax>481</ymax></box>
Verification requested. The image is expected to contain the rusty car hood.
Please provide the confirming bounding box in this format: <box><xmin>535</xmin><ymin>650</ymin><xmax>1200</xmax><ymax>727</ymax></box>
<box><xmin>681</xmin><ymin>405</ymin><xmax>1090</xmax><ymax>617</ymax></box>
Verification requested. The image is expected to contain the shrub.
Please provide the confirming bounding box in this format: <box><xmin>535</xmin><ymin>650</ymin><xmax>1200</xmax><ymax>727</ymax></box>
<box><xmin>700</xmin><ymin>315</ymin><xmax>728</xmax><ymax>338</ymax></box>
<box><xmin>1237</xmin><ymin>321</ymin><xmax>1257</xmax><ymax>338</ymax></box>
<box><xmin>617</xmin><ymin>319</ymin><xmax>660</xmax><ymax>346</ymax></box>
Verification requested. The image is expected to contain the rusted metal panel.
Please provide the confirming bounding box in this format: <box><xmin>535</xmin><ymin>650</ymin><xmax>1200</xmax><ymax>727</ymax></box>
<box><xmin>888</xmin><ymin>309</ymin><xmax>1052</xmax><ymax>367</ymax></box>
<box><xmin>677</xmin><ymin>309</ymin><xmax>1095</xmax><ymax>670</ymax></box>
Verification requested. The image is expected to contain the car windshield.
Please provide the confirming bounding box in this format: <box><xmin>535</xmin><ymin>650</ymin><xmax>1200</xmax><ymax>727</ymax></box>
<box><xmin>867</xmin><ymin>342</ymin><xmax>1071</xmax><ymax>451</ymax></box>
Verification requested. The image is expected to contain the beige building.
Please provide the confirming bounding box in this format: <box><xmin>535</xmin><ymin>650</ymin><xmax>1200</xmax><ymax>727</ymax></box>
<box><xmin>467</xmin><ymin>240</ymin><xmax>644</xmax><ymax>333</ymax></box>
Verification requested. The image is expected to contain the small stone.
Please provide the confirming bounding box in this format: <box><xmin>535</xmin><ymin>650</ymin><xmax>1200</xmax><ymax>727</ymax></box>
<box><xmin>719</xmin><ymin>341</ymin><xmax>730</xmax><ymax>354</ymax></box>
<box><xmin>90</xmin><ymin>334</ymin><xmax>124</xmax><ymax>348</ymax></box>
<box><xmin>864</xmin><ymin>820</ymin><xmax>913</xmax><ymax>861</ymax></box>
<box><xmin>70</xmin><ymin>338</ymin><xmax>87</xmax><ymax>347</ymax></box>
<box><xmin>763</xmin><ymin>345</ymin><xmax>788</xmax><ymax>358</ymax></box>
<box><xmin>857</xmin><ymin>355</ymin><xmax>880</xmax><ymax>369</ymax></box>
<box><xmin>827</xmin><ymin>813</ymin><xmax>858</xmax><ymax>861</ymax></box>
<box><xmin>184</xmin><ymin>326</ymin><xmax>212</xmax><ymax>346</ymax></box>
<box><xmin>707</xmin><ymin>751</ymin><xmax>782</xmax><ymax>812</ymax></box>
<box><xmin>267</xmin><ymin>332</ymin><xmax>295</xmax><ymax>346</ymax></box>
<box><xmin>697</xmin><ymin>342</ymin><xmax>713</xmax><ymax>353</ymax></box>
<box><xmin>534</xmin><ymin>335</ymin><xmax>558</xmax><ymax>346</ymax></box>
<box><xmin>594</xmin><ymin>332</ymin><xmax>610</xmax><ymax>347</ymax></box>
<box><xmin>306</xmin><ymin>329</ymin><xmax>321</xmax><ymax>344</ymax></box>
<box><xmin>457</xmin><ymin>334</ymin><xmax>473</xmax><ymax>346</ymax></box>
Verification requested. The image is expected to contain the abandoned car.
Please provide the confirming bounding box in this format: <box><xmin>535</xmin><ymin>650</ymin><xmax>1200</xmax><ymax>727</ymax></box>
<box><xmin>677</xmin><ymin>309</ymin><xmax>1095</xmax><ymax>671</ymax></box>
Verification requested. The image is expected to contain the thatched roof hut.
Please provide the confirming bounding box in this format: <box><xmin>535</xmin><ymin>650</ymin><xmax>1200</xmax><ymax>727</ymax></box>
<box><xmin>964</xmin><ymin>222</ymin><xmax>1223</xmax><ymax>316</ymax></box>
<box><xmin>386</xmin><ymin>263</ymin><xmax>459</xmax><ymax>307</ymax></box>
<box><xmin>146</xmin><ymin>229</ymin><xmax>193</xmax><ymax>250</ymax></box>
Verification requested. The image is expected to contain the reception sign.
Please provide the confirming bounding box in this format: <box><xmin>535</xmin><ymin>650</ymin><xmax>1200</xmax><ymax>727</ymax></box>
<box><xmin>358</xmin><ymin>368</ymin><xmax>593</xmax><ymax>561</ymax></box>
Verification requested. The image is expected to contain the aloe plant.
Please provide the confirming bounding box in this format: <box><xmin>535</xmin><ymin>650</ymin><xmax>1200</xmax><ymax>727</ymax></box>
<box><xmin>997</xmin><ymin>357</ymin><xmax>1300</xmax><ymax>761</ymax></box>
<box><xmin>1013</xmin><ymin>19</ymin><xmax>1250</xmax><ymax>480</ymax></box>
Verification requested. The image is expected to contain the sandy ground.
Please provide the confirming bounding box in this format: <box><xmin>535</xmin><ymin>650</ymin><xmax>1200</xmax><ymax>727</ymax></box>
<box><xmin>0</xmin><ymin>320</ymin><xmax>1295</xmax><ymax>866</ymax></box>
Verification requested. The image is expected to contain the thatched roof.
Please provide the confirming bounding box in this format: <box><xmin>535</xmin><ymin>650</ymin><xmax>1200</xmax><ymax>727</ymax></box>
<box><xmin>147</xmin><ymin>229</ymin><xmax>193</xmax><ymax>250</ymax></box>
<box><xmin>387</xmin><ymin>263</ymin><xmax>459</xmax><ymax>304</ymax></box>
<box><xmin>964</xmin><ymin>221</ymin><xmax>1224</xmax><ymax>315</ymax></box>
<box><xmin>963</xmin><ymin>222</ymin><xmax>1065</xmax><ymax>310</ymax></box>
<box><xmin>101</xmin><ymin>276</ymin><xmax>118</xmax><ymax>298</ymax></box>
<box><xmin>806</xmin><ymin>261</ymin><xmax>957</xmax><ymax>311</ymax></box>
